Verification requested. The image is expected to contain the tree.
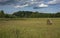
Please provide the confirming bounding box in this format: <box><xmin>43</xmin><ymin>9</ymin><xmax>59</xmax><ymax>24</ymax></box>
<box><xmin>0</xmin><ymin>10</ymin><xmax>5</xmax><ymax>18</ymax></box>
<box><xmin>55</xmin><ymin>12</ymin><xmax>60</xmax><ymax>17</ymax></box>
<box><xmin>13</xmin><ymin>11</ymin><xmax>33</xmax><ymax>18</ymax></box>
<box><xmin>5</xmin><ymin>14</ymin><xmax>17</xmax><ymax>18</ymax></box>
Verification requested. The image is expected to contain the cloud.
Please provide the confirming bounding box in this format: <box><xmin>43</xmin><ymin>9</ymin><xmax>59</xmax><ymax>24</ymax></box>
<box><xmin>33</xmin><ymin>3</ymin><xmax>48</xmax><ymax>9</ymax></box>
<box><xmin>0</xmin><ymin>0</ymin><xmax>17</xmax><ymax>5</ymax></box>
<box><xmin>0</xmin><ymin>0</ymin><xmax>42</xmax><ymax>5</ymax></box>
<box><xmin>14</xmin><ymin>4</ymin><xmax>28</xmax><ymax>8</ymax></box>
<box><xmin>48</xmin><ymin>0</ymin><xmax>60</xmax><ymax>4</ymax></box>
<box><xmin>31</xmin><ymin>0</ymin><xmax>34</xmax><ymax>1</ymax></box>
<box><xmin>0</xmin><ymin>0</ymin><xmax>8</xmax><ymax>2</ymax></box>
<box><xmin>14</xmin><ymin>0</ymin><xmax>48</xmax><ymax>8</ymax></box>
<box><xmin>31</xmin><ymin>0</ymin><xmax>42</xmax><ymax>2</ymax></box>
<box><xmin>38</xmin><ymin>3</ymin><xmax>48</xmax><ymax>7</ymax></box>
<box><xmin>0</xmin><ymin>0</ymin><xmax>60</xmax><ymax>5</ymax></box>
<box><xmin>0</xmin><ymin>0</ymin><xmax>60</xmax><ymax>9</ymax></box>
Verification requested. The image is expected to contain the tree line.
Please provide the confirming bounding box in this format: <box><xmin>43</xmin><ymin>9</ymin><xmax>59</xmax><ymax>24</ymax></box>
<box><xmin>0</xmin><ymin>10</ymin><xmax>60</xmax><ymax>18</ymax></box>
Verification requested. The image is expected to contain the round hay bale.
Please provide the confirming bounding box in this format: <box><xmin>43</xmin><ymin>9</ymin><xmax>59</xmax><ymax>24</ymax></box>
<box><xmin>47</xmin><ymin>19</ymin><xmax>53</xmax><ymax>25</ymax></box>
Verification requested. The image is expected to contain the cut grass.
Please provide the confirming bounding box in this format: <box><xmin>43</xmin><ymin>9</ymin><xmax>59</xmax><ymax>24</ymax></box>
<box><xmin>0</xmin><ymin>18</ymin><xmax>60</xmax><ymax>38</ymax></box>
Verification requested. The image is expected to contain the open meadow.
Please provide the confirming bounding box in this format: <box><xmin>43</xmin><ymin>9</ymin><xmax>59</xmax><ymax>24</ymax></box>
<box><xmin>0</xmin><ymin>18</ymin><xmax>60</xmax><ymax>38</ymax></box>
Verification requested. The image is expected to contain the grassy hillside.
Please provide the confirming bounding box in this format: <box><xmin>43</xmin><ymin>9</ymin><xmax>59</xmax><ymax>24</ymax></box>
<box><xmin>0</xmin><ymin>18</ymin><xmax>60</xmax><ymax>38</ymax></box>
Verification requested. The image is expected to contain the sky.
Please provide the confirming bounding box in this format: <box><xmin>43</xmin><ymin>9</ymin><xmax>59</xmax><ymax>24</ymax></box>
<box><xmin>0</xmin><ymin>0</ymin><xmax>60</xmax><ymax>14</ymax></box>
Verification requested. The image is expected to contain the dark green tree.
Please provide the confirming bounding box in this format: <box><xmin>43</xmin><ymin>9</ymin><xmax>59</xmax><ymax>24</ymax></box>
<box><xmin>55</xmin><ymin>12</ymin><xmax>60</xmax><ymax>17</ymax></box>
<box><xmin>0</xmin><ymin>10</ymin><xmax>5</xmax><ymax>18</ymax></box>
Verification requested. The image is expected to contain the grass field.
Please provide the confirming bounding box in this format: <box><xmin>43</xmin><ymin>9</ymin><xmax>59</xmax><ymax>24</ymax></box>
<box><xmin>0</xmin><ymin>18</ymin><xmax>60</xmax><ymax>38</ymax></box>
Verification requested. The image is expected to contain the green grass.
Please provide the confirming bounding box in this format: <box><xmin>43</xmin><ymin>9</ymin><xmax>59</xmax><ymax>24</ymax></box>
<box><xmin>0</xmin><ymin>18</ymin><xmax>60</xmax><ymax>38</ymax></box>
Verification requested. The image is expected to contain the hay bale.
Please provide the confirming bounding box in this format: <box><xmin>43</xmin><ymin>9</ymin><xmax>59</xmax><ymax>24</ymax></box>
<box><xmin>47</xmin><ymin>19</ymin><xmax>53</xmax><ymax>25</ymax></box>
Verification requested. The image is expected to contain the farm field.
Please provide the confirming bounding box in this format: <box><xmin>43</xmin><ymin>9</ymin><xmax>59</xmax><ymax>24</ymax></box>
<box><xmin>0</xmin><ymin>18</ymin><xmax>60</xmax><ymax>38</ymax></box>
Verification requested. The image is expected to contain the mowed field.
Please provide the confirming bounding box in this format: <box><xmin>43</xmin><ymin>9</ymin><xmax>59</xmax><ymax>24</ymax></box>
<box><xmin>0</xmin><ymin>18</ymin><xmax>60</xmax><ymax>38</ymax></box>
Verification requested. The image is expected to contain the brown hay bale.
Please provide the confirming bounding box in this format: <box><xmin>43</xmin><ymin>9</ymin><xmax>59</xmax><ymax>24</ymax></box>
<box><xmin>47</xmin><ymin>19</ymin><xmax>53</xmax><ymax>25</ymax></box>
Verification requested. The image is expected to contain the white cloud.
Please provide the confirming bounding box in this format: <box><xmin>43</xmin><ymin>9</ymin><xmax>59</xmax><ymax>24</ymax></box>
<box><xmin>48</xmin><ymin>0</ymin><xmax>60</xmax><ymax>4</ymax></box>
<box><xmin>31</xmin><ymin>0</ymin><xmax>37</xmax><ymax>2</ymax></box>
<box><xmin>48</xmin><ymin>0</ymin><xmax>56</xmax><ymax>4</ymax></box>
<box><xmin>31</xmin><ymin>0</ymin><xmax>34</xmax><ymax>1</ymax></box>
<box><xmin>13</xmin><ymin>0</ymin><xmax>49</xmax><ymax>8</ymax></box>
<box><xmin>38</xmin><ymin>3</ymin><xmax>48</xmax><ymax>7</ymax></box>
<box><xmin>10</xmin><ymin>0</ymin><xmax>60</xmax><ymax>8</ymax></box>
<box><xmin>14</xmin><ymin>4</ymin><xmax>28</xmax><ymax>8</ymax></box>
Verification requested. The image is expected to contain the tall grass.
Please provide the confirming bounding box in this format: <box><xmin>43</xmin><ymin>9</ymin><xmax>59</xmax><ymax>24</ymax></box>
<box><xmin>0</xmin><ymin>18</ymin><xmax>60</xmax><ymax>38</ymax></box>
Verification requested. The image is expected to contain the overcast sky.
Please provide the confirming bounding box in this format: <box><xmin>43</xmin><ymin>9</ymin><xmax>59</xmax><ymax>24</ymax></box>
<box><xmin>0</xmin><ymin>0</ymin><xmax>60</xmax><ymax>14</ymax></box>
